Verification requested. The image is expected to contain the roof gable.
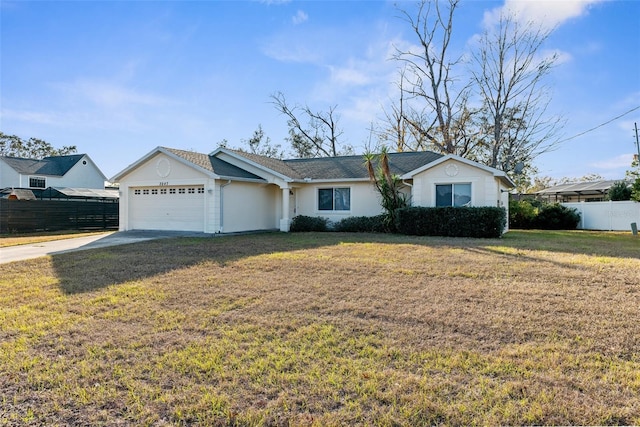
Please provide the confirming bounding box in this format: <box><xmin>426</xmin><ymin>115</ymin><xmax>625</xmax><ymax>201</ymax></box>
<box><xmin>111</xmin><ymin>147</ymin><xmax>265</xmax><ymax>182</ymax></box>
<box><xmin>402</xmin><ymin>154</ymin><xmax>515</xmax><ymax>187</ymax></box>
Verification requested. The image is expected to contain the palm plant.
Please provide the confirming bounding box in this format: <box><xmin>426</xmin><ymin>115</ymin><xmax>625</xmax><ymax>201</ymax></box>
<box><xmin>364</xmin><ymin>148</ymin><xmax>409</xmax><ymax>232</ymax></box>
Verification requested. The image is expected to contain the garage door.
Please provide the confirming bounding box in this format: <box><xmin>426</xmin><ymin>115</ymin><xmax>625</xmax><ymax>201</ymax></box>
<box><xmin>129</xmin><ymin>186</ymin><xmax>205</xmax><ymax>231</ymax></box>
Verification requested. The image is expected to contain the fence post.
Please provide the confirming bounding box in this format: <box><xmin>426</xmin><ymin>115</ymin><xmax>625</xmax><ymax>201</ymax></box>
<box><xmin>632</xmin><ymin>222</ymin><xmax>638</xmax><ymax>236</ymax></box>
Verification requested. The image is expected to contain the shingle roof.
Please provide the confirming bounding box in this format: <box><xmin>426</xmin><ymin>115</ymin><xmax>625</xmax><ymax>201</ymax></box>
<box><xmin>164</xmin><ymin>147</ymin><xmax>263</xmax><ymax>180</ymax></box>
<box><xmin>166</xmin><ymin>147</ymin><xmax>444</xmax><ymax>181</ymax></box>
<box><xmin>1</xmin><ymin>154</ymin><xmax>85</xmax><ymax>176</ymax></box>
<box><xmin>225</xmin><ymin>149</ymin><xmax>304</xmax><ymax>179</ymax></box>
<box><xmin>282</xmin><ymin>151</ymin><xmax>444</xmax><ymax>180</ymax></box>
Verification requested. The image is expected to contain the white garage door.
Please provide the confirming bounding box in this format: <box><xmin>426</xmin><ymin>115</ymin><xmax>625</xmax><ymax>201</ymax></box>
<box><xmin>129</xmin><ymin>186</ymin><xmax>205</xmax><ymax>231</ymax></box>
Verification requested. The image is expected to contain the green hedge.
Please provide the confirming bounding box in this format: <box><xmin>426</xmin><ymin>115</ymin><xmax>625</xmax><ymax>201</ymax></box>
<box><xmin>333</xmin><ymin>215</ymin><xmax>387</xmax><ymax>233</ymax></box>
<box><xmin>396</xmin><ymin>206</ymin><xmax>507</xmax><ymax>238</ymax></box>
<box><xmin>289</xmin><ymin>215</ymin><xmax>329</xmax><ymax>232</ymax></box>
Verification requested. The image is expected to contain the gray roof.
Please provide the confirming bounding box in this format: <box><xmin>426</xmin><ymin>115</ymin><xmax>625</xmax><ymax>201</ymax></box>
<box><xmin>536</xmin><ymin>180</ymin><xmax>626</xmax><ymax>195</ymax></box>
<box><xmin>226</xmin><ymin>149</ymin><xmax>304</xmax><ymax>179</ymax></box>
<box><xmin>164</xmin><ymin>147</ymin><xmax>264</xmax><ymax>180</ymax></box>
<box><xmin>283</xmin><ymin>151</ymin><xmax>444</xmax><ymax>180</ymax></box>
<box><xmin>1</xmin><ymin>154</ymin><xmax>85</xmax><ymax>176</ymax></box>
<box><xmin>167</xmin><ymin>147</ymin><xmax>445</xmax><ymax>181</ymax></box>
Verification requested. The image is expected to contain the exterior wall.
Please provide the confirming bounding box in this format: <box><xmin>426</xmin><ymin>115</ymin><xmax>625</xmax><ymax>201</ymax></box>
<box><xmin>0</xmin><ymin>159</ymin><xmax>20</xmax><ymax>188</ymax></box>
<box><xmin>412</xmin><ymin>159</ymin><xmax>503</xmax><ymax>208</ymax></box>
<box><xmin>218</xmin><ymin>181</ymin><xmax>279</xmax><ymax>233</ymax></box>
<box><xmin>563</xmin><ymin>201</ymin><xmax>640</xmax><ymax>231</ymax></box>
<box><xmin>294</xmin><ymin>181</ymin><xmax>385</xmax><ymax>222</ymax></box>
<box><xmin>53</xmin><ymin>155</ymin><xmax>106</xmax><ymax>189</ymax></box>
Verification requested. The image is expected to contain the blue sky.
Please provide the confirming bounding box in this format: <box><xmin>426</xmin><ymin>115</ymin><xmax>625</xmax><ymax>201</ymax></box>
<box><xmin>2</xmin><ymin>0</ymin><xmax>639</xmax><ymax>181</ymax></box>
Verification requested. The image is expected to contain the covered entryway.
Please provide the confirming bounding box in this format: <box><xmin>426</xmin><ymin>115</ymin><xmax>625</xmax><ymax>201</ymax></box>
<box><xmin>128</xmin><ymin>185</ymin><xmax>205</xmax><ymax>231</ymax></box>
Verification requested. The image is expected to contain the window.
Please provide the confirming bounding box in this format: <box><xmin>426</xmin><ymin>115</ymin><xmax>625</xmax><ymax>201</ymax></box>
<box><xmin>169</xmin><ymin>188</ymin><xmax>176</xmax><ymax>194</ymax></box>
<box><xmin>436</xmin><ymin>183</ymin><xmax>471</xmax><ymax>207</ymax></box>
<box><xmin>198</xmin><ymin>187</ymin><xmax>205</xmax><ymax>194</ymax></box>
<box><xmin>178</xmin><ymin>188</ymin><xmax>185</xmax><ymax>194</ymax></box>
<box><xmin>318</xmin><ymin>187</ymin><xmax>350</xmax><ymax>211</ymax></box>
<box><xmin>151</xmin><ymin>189</ymin><xmax>158</xmax><ymax>195</ymax></box>
<box><xmin>188</xmin><ymin>188</ymin><xmax>195</xmax><ymax>194</ymax></box>
<box><xmin>160</xmin><ymin>188</ymin><xmax>167</xmax><ymax>195</ymax></box>
<box><xmin>29</xmin><ymin>177</ymin><xmax>46</xmax><ymax>188</ymax></box>
<box><xmin>143</xmin><ymin>189</ymin><xmax>149</xmax><ymax>195</ymax></box>
<box><xmin>134</xmin><ymin>189</ymin><xmax>141</xmax><ymax>195</ymax></box>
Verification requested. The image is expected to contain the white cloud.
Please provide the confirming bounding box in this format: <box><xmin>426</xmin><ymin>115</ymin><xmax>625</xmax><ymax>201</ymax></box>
<box><xmin>484</xmin><ymin>0</ymin><xmax>606</xmax><ymax>29</ymax></box>
<box><xmin>591</xmin><ymin>153</ymin><xmax>635</xmax><ymax>170</ymax></box>
<box><xmin>292</xmin><ymin>10</ymin><xmax>308</xmax><ymax>25</ymax></box>
<box><xmin>54</xmin><ymin>79</ymin><xmax>168</xmax><ymax>109</ymax></box>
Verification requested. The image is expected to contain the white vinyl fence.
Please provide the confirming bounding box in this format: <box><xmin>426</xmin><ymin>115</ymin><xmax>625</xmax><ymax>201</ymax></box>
<box><xmin>563</xmin><ymin>201</ymin><xmax>640</xmax><ymax>231</ymax></box>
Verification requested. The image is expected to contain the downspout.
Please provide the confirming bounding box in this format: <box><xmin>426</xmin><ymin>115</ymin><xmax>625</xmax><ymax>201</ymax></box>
<box><xmin>219</xmin><ymin>180</ymin><xmax>232</xmax><ymax>233</ymax></box>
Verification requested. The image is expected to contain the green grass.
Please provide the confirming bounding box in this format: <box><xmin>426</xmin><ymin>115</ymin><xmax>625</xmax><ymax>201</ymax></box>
<box><xmin>0</xmin><ymin>230</ymin><xmax>639</xmax><ymax>425</ymax></box>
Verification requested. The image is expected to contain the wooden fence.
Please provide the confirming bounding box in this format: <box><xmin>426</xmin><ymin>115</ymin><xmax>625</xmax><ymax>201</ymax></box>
<box><xmin>0</xmin><ymin>199</ymin><xmax>119</xmax><ymax>233</ymax></box>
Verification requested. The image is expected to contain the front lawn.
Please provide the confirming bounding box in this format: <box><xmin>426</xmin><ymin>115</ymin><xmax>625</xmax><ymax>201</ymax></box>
<box><xmin>1</xmin><ymin>231</ymin><xmax>638</xmax><ymax>425</ymax></box>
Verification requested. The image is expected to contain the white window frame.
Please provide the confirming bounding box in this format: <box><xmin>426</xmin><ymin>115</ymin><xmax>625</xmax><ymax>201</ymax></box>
<box><xmin>317</xmin><ymin>187</ymin><xmax>351</xmax><ymax>212</ymax></box>
<box><xmin>29</xmin><ymin>176</ymin><xmax>46</xmax><ymax>189</ymax></box>
<box><xmin>435</xmin><ymin>183</ymin><xmax>472</xmax><ymax>207</ymax></box>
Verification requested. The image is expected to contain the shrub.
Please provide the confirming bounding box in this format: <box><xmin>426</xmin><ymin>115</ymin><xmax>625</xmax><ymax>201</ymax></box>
<box><xmin>608</xmin><ymin>181</ymin><xmax>632</xmax><ymax>201</ymax></box>
<box><xmin>534</xmin><ymin>203</ymin><xmax>580</xmax><ymax>230</ymax></box>
<box><xmin>631</xmin><ymin>177</ymin><xmax>640</xmax><ymax>202</ymax></box>
<box><xmin>333</xmin><ymin>215</ymin><xmax>387</xmax><ymax>233</ymax></box>
<box><xmin>396</xmin><ymin>206</ymin><xmax>506</xmax><ymax>238</ymax></box>
<box><xmin>289</xmin><ymin>215</ymin><xmax>329</xmax><ymax>232</ymax></box>
<box><xmin>509</xmin><ymin>199</ymin><xmax>540</xmax><ymax>229</ymax></box>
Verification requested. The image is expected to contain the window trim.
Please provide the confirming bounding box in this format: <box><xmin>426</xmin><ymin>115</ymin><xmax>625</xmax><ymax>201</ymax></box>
<box><xmin>317</xmin><ymin>186</ymin><xmax>351</xmax><ymax>212</ymax></box>
<box><xmin>435</xmin><ymin>182</ymin><xmax>472</xmax><ymax>207</ymax></box>
<box><xmin>29</xmin><ymin>176</ymin><xmax>46</xmax><ymax>189</ymax></box>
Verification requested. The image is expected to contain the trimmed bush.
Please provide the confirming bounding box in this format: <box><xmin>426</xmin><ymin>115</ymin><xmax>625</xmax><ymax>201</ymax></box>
<box><xmin>534</xmin><ymin>203</ymin><xmax>580</xmax><ymax>230</ymax></box>
<box><xmin>289</xmin><ymin>215</ymin><xmax>329</xmax><ymax>232</ymax></box>
<box><xmin>334</xmin><ymin>215</ymin><xmax>387</xmax><ymax>233</ymax></box>
<box><xmin>396</xmin><ymin>206</ymin><xmax>507</xmax><ymax>238</ymax></box>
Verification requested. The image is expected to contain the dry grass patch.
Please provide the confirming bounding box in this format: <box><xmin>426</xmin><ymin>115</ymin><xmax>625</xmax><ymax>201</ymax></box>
<box><xmin>0</xmin><ymin>231</ymin><xmax>639</xmax><ymax>425</ymax></box>
<box><xmin>0</xmin><ymin>230</ymin><xmax>111</xmax><ymax>248</ymax></box>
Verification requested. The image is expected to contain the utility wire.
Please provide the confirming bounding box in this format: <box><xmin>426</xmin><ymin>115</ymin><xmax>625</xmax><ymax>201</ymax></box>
<box><xmin>557</xmin><ymin>105</ymin><xmax>640</xmax><ymax>144</ymax></box>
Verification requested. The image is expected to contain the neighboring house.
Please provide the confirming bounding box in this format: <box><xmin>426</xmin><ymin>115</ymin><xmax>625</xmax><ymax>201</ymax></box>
<box><xmin>111</xmin><ymin>146</ymin><xmax>514</xmax><ymax>233</ymax></box>
<box><xmin>0</xmin><ymin>154</ymin><xmax>107</xmax><ymax>190</ymax></box>
<box><xmin>536</xmin><ymin>180</ymin><xmax>626</xmax><ymax>203</ymax></box>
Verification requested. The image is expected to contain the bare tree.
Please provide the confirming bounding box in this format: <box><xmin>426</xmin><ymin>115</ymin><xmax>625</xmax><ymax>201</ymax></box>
<box><xmin>270</xmin><ymin>92</ymin><xmax>350</xmax><ymax>158</ymax></box>
<box><xmin>377</xmin><ymin>68</ymin><xmax>414</xmax><ymax>152</ymax></box>
<box><xmin>393</xmin><ymin>0</ymin><xmax>473</xmax><ymax>156</ymax></box>
<box><xmin>243</xmin><ymin>124</ymin><xmax>284</xmax><ymax>159</ymax></box>
<box><xmin>470</xmin><ymin>13</ymin><xmax>564</xmax><ymax>176</ymax></box>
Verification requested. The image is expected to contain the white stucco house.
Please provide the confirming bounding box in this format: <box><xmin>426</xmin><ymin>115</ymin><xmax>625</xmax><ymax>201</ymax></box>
<box><xmin>111</xmin><ymin>147</ymin><xmax>514</xmax><ymax>233</ymax></box>
<box><xmin>0</xmin><ymin>154</ymin><xmax>107</xmax><ymax>190</ymax></box>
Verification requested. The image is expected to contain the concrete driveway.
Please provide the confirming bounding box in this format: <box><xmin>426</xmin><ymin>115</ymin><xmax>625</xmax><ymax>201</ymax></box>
<box><xmin>0</xmin><ymin>230</ymin><xmax>210</xmax><ymax>264</ymax></box>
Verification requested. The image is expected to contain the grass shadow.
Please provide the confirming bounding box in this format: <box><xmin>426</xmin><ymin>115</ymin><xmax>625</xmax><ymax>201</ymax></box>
<box><xmin>51</xmin><ymin>232</ymin><xmax>350</xmax><ymax>294</ymax></box>
<box><xmin>51</xmin><ymin>230</ymin><xmax>638</xmax><ymax>295</ymax></box>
